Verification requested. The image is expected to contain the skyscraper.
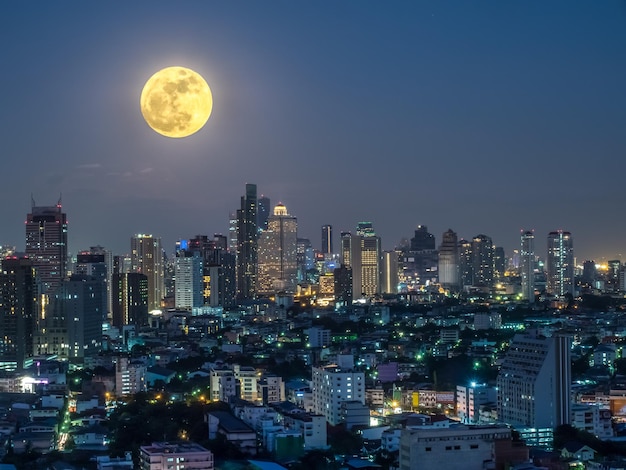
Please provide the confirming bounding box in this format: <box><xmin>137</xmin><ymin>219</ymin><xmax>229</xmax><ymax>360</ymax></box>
<box><xmin>131</xmin><ymin>234</ymin><xmax>164</xmax><ymax>311</ymax></box>
<box><xmin>546</xmin><ymin>230</ymin><xmax>574</xmax><ymax>297</ymax></box>
<box><xmin>438</xmin><ymin>229</ymin><xmax>459</xmax><ymax>291</ymax></box>
<box><xmin>471</xmin><ymin>234</ymin><xmax>494</xmax><ymax>288</ymax></box>
<box><xmin>112</xmin><ymin>272</ymin><xmax>148</xmax><ymax>328</ymax></box>
<box><xmin>236</xmin><ymin>183</ymin><xmax>258</xmax><ymax>301</ymax></box>
<box><xmin>175</xmin><ymin>247</ymin><xmax>204</xmax><ymax>309</ymax></box>
<box><xmin>321</xmin><ymin>225</ymin><xmax>333</xmax><ymax>255</ymax></box>
<box><xmin>257</xmin><ymin>195</ymin><xmax>271</xmax><ymax>231</ymax></box>
<box><xmin>520</xmin><ymin>230</ymin><xmax>535</xmax><ymax>301</ymax></box>
<box><xmin>25</xmin><ymin>200</ymin><xmax>67</xmax><ymax>295</ymax></box>
<box><xmin>406</xmin><ymin>225</ymin><xmax>438</xmax><ymax>286</ymax></box>
<box><xmin>341</xmin><ymin>223</ymin><xmax>381</xmax><ymax>298</ymax></box>
<box><xmin>75</xmin><ymin>246</ymin><xmax>112</xmax><ymax>320</ymax></box>
<box><xmin>0</xmin><ymin>257</ymin><xmax>37</xmax><ymax>371</ymax></box>
<box><xmin>257</xmin><ymin>203</ymin><xmax>298</xmax><ymax>294</ymax></box>
<box><xmin>381</xmin><ymin>251</ymin><xmax>398</xmax><ymax>294</ymax></box>
<box><xmin>497</xmin><ymin>332</ymin><xmax>571</xmax><ymax>434</ymax></box>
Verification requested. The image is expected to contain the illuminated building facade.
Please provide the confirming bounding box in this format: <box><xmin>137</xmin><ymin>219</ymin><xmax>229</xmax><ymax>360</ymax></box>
<box><xmin>131</xmin><ymin>234</ymin><xmax>164</xmax><ymax>311</ymax></box>
<box><xmin>520</xmin><ymin>230</ymin><xmax>535</xmax><ymax>301</ymax></box>
<box><xmin>341</xmin><ymin>223</ymin><xmax>381</xmax><ymax>298</ymax></box>
<box><xmin>321</xmin><ymin>225</ymin><xmax>333</xmax><ymax>254</ymax></box>
<box><xmin>546</xmin><ymin>230</ymin><xmax>574</xmax><ymax>297</ymax></box>
<box><xmin>438</xmin><ymin>229</ymin><xmax>459</xmax><ymax>291</ymax></box>
<box><xmin>497</xmin><ymin>332</ymin><xmax>571</xmax><ymax>431</ymax></box>
<box><xmin>25</xmin><ymin>200</ymin><xmax>67</xmax><ymax>296</ymax></box>
<box><xmin>257</xmin><ymin>203</ymin><xmax>298</xmax><ymax>294</ymax></box>
<box><xmin>236</xmin><ymin>183</ymin><xmax>258</xmax><ymax>301</ymax></box>
<box><xmin>381</xmin><ymin>251</ymin><xmax>398</xmax><ymax>294</ymax></box>
<box><xmin>112</xmin><ymin>272</ymin><xmax>148</xmax><ymax>327</ymax></box>
<box><xmin>0</xmin><ymin>257</ymin><xmax>37</xmax><ymax>371</ymax></box>
<box><xmin>471</xmin><ymin>234</ymin><xmax>494</xmax><ymax>288</ymax></box>
<box><xmin>174</xmin><ymin>248</ymin><xmax>203</xmax><ymax>309</ymax></box>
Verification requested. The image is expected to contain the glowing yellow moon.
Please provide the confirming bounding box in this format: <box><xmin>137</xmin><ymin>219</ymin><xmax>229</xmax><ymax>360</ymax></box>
<box><xmin>140</xmin><ymin>66</ymin><xmax>213</xmax><ymax>138</ymax></box>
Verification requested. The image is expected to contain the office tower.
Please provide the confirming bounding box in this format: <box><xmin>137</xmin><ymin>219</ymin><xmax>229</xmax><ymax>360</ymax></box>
<box><xmin>458</xmin><ymin>239</ymin><xmax>473</xmax><ymax>289</ymax></box>
<box><xmin>0</xmin><ymin>257</ymin><xmax>37</xmax><ymax>371</ymax></box>
<box><xmin>131</xmin><ymin>234</ymin><xmax>164</xmax><ymax>311</ymax></box>
<box><xmin>112</xmin><ymin>272</ymin><xmax>149</xmax><ymax>328</ymax></box>
<box><xmin>257</xmin><ymin>203</ymin><xmax>298</xmax><ymax>294</ymax></box>
<box><xmin>257</xmin><ymin>195</ymin><xmax>271</xmax><ymax>231</ymax></box>
<box><xmin>405</xmin><ymin>225</ymin><xmax>438</xmax><ymax>286</ymax></box>
<box><xmin>236</xmin><ymin>183</ymin><xmax>258</xmax><ymax>301</ymax></box>
<box><xmin>25</xmin><ymin>200</ymin><xmax>68</xmax><ymax>295</ymax></box>
<box><xmin>321</xmin><ymin>225</ymin><xmax>333</xmax><ymax>255</ymax></box>
<box><xmin>41</xmin><ymin>274</ymin><xmax>103</xmax><ymax>359</ymax></box>
<box><xmin>520</xmin><ymin>231</ymin><xmax>535</xmax><ymax>301</ymax></box>
<box><xmin>75</xmin><ymin>246</ymin><xmax>112</xmax><ymax>320</ymax></box>
<box><xmin>311</xmin><ymin>364</ymin><xmax>365</xmax><ymax>426</ymax></box>
<box><xmin>333</xmin><ymin>264</ymin><xmax>353</xmax><ymax>307</ymax></box>
<box><xmin>438</xmin><ymin>229</ymin><xmax>459</xmax><ymax>291</ymax></box>
<box><xmin>188</xmin><ymin>234</ymin><xmax>236</xmax><ymax>308</ymax></box>
<box><xmin>341</xmin><ymin>223</ymin><xmax>381</xmax><ymax>298</ymax></box>
<box><xmin>228</xmin><ymin>212</ymin><xmax>238</xmax><ymax>253</ymax></box>
<box><xmin>607</xmin><ymin>260</ymin><xmax>621</xmax><ymax>293</ymax></box>
<box><xmin>471</xmin><ymin>234</ymin><xmax>494</xmax><ymax>288</ymax></box>
<box><xmin>174</xmin><ymin>248</ymin><xmax>203</xmax><ymax>309</ymax></box>
<box><xmin>497</xmin><ymin>332</ymin><xmax>571</xmax><ymax>431</ymax></box>
<box><xmin>296</xmin><ymin>238</ymin><xmax>314</xmax><ymax>283</ymax></box>
<box><xmin>381</xmin><ymin>251</ymin><xmax>398</xmax><ymax>294</ymax></box>
<box><xmin>546</xmin><ymin>230</ymin><xmax>574</xmax><ymax>297</ymax></box>
<box><xmin>494</xmin><ymin>246</ymin><xmax>505</xmax><ymax>279</ymax></box>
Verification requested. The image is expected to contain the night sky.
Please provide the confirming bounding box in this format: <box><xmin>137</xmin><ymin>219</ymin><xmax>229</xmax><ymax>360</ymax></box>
<box><xmin>2</xmin><ymin>2</ymin><xmax>626</xmax><ymax>262</ymax></box>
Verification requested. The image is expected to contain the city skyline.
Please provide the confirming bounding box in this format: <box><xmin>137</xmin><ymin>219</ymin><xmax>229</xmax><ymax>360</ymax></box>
<box><xmin>1</xmin><ymin>2</ymin><xmax>625</xmax><ymax>261</ymax></box>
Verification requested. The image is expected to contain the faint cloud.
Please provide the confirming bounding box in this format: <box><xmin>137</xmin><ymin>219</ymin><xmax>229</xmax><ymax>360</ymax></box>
<box><xmin>76</xmin><ymin>163</ymin><xmax>102</xmax><ymax>169</ymax></box>
<box><xmin>139</xmin><ymin>167</ymin><xmax>154</xmax><ymax>174</ymax></box>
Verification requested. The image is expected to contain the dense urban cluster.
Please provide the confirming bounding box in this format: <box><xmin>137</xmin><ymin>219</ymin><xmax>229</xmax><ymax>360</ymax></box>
<box><xmin>1</xmin><ymin>184</ymin><xmax>626</xmax><ymax>470</ymax></box>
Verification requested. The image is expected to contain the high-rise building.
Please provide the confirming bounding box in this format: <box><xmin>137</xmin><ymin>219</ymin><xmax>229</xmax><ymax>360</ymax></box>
<box><xmin>236</xmin><ymin>183</ymin><xmax>258</xmax><ymax>301</ymax></box>
<box><xmin>25</xmin><ymin>200</ymin><xmax>68</xmax><ymax>295</ymax></box>
<box><xmin>341</xmin><ymin>223</ymin><xmax>381</xmax><ymax>298</ymax></box>
<box><xmin>438</xmin><ymin>229</ymin><xmax>459</xmax><ymax>291</ymax></box>
<box><xmin>257</xmin><ymin>195</ymin><xmax>271</xmax><ymax>231</ymax></box>
<box><xmin>471</xmin><ymin>234</ymin><xmax>494</xmax><ymax>288</ymax></box>
<box><xmin>39</xmin><ymin>274</ymin><xmax>104</xmax><ymax>359</ymax></box>
<box><xmin>520</xmin><ymin>230</ymin><xmax>535</xmax><ymax>301</ymax></box>
<box><xmin>112</xmin><ymin>272</ymin><xmax>148</xmax><ymax>328</ymax></box>
<box><xmin>321</xmin><ymin>225</ymin><xmax>333</xmax><ymax>255</ymax></box>
<box><xmin>546</xmin><ymin>230</ymin><xmax>574</xmax><ymax>297</ymax></box>
<box><xmin>497</xmin><ymin>332</ymin><xmax>571</xmax><ymax>431</ymax></box>
<box><xmin>257</xmin><ymin>203</ymin><xmax>298</xmax><ymax>294</ymax></box>
<box><xmin>333</xmin><ymin>264</ymin><xmax>353</xmax><ymax>307</ymax></box>
<box><xmin>607</xmin><ymin>260</ymin><xmax>621</xmax><ymax>293</ymax></box>
<box><xmin>404</xmin><ymin>225</ymin><xmax>438</xmax><ymax>286</ymax></box>
<box><xmin>75</xmin><ymin>246</ymin><xmax>112</xmax><ymax>320</ymax></box>
<box><xmin>381</xmin><ymin>251</ymin><xmax>398</xmax><ymax>295</ymax></box>
<box><xmin>296</xmin><ymin>238</ymin><xmax>314</xmax><ymax>283</ymax></box>
<box><xmin>174</xmin><ymin>248</ymin><xmax>203</xmax><ymax>309</ymax></box>
<box><xmin>458</xmin><ymin>238</ymin><xmax>473</xmax><ymax>289</ymax></box>
<box><xmin>0</xmin><ymin>257</ymin><xmax>37</xmax><ymax>371</ymax></box>
<box><xmin>131</xmin><ymin>234</ymin><xmax>164</xmax><ymax>311</ymax></box>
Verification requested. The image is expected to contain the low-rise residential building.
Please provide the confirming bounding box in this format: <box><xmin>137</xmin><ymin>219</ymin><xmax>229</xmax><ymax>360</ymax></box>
<box><xmin>139</xmin><ymin>441</ymin><xmax>214</xmax><ymax>470</ymax></box>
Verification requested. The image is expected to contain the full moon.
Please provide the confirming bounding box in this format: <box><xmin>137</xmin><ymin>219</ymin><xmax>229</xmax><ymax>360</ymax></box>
<box><xmin>140</xmin><ymin>66</ymin><xmax>213</xmax><ymax>138</ymax></box>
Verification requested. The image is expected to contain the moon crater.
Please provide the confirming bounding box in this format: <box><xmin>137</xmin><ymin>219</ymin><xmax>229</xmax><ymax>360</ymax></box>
<box><xmin>140</xmin><ymin>66</ymin><xmax>213</xmax><ymax>138</ymax></box>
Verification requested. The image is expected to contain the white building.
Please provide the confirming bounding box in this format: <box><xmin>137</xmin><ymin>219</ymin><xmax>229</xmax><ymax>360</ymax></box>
<box><xmin>209</xmin><ymin>366</ymin><xmax>237</xmax><ymax>402</ymax></box>
<box><xmin>312</xmin><ymin>365</ymin><xmax>365</xmax><ymax>426</ymax></box>
<box><xmin>497</xmin><ymin>332</ymin><xmax>571</xmax><ymax>430</ymax></box>
<box><xmin>115</xmin><ymin>356</ymin><xmax>146</xmax><ymax>396</ymax></box>
<box><xmin>571</xmin><ymin>403</ymin><xmax>613</xmax><ymax>439</ymax></box>
<box><xmin>139</xmin><ymin>441</ymin><xmax>214</xmax><ymax>470</ymax></box>
<box><xmin>258</xmin><ymin>375</ymin><xmax>285</xmax><ymax>405</ymax></box>
<box><xmin>234</xmin><ymin>365</ymin><xmax>259</xmax><ymax>402</ymax></box>
<box><xmin>305</xmin><ymin>327</ymin><xmax>332</xmax><ymax>348</ymax></box>
<box><xmin>456</xmin><ymin>383</ymin><xmax>497</xmax><ymax>424</ymax></box>
<box><xmin>399</xmin><ymin>424</ymin><xmax>511</xmax><ymax>470</ymax></box>
<box><xmin>282</xmin><ymin>412</ymin><xmax>327</xmax><ymax>449</ymax></box>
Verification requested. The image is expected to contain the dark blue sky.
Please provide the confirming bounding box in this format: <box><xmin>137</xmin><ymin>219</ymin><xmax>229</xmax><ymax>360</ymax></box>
<box><xmin>1</xmin><ymin>2</ymin><xmax>625</xmax><ymax>262</ymax></box>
